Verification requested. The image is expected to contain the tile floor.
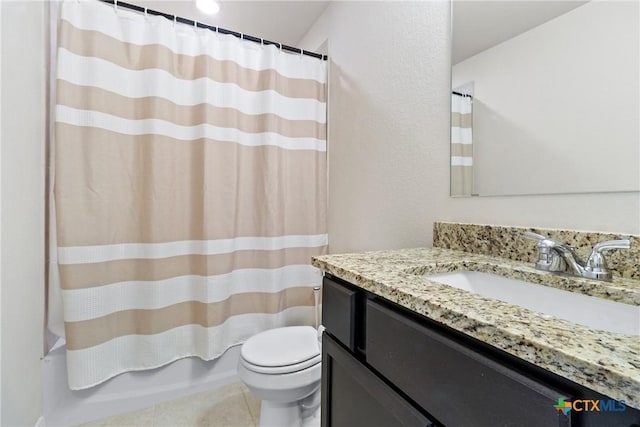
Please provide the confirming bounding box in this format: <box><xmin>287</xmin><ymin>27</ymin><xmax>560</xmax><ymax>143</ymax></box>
<box><xmin>77</xmin><ymin>382</ymin><xmax>261</xmax><ymax>427</ymax></box>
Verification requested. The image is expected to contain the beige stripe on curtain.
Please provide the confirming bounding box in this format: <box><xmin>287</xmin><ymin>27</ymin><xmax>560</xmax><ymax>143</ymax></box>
<box><xmin>53</xmin><ymin>0</ymin><xmax>327</xmax><ymax>389</ymax></box>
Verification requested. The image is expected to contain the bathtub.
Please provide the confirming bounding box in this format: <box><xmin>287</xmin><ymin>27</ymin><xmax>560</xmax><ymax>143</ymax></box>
<box><xmin>42</xmin><ymin>340</ymin><xmax>241</xmax><ymax>426</ymax></box>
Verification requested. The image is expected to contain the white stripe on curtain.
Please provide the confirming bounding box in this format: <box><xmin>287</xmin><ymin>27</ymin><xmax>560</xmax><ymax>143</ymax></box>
<box><xmin>53</xmin><ymin>0</ymin><xmax>327</xmax><ymax>389</ymax></box>
<box><xmin>58</xmin><ymin>234</ymin><xmax>329</xmax><ymax>264</ymax></box>
<box><xmin>451</xmin><ymin>128</ymin><xmax>472</xmax><ymax>145</ymax></box>
<box><xmin>55</xmin><ymin>106</ymin><xmax>326</xmax><ymax>151</ymax></box>
<box><xmin>451</xmin><ymin>156</ymin><xmax>473</xmax><ymax>167</ymax></box>
<box><xmin>65</xmin><ymin>307</ymin><xmax>314</xmax><ymax>389</ymax></box>
<box><xmin>57</xmin><ymin>49</ymin><xmax>327</xmax><ymax>121</ymax></box>
<box><xmin>62</xmin><ymin>265</ymin><xmax>321</xmax><ymax>322</ymax></box>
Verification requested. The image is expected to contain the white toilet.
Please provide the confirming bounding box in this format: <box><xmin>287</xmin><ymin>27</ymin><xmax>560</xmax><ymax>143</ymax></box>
<box><xmin>238</xmin><ymin>326</ymin><xmax>322</xmax><ymax>427</ymax></box>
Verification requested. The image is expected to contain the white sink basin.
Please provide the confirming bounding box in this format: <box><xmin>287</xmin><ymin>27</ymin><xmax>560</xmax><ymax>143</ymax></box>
<box><xmin>424</xmin><ymin>271</ymin><xmax>640</xmax><ymax>335</ymax></box>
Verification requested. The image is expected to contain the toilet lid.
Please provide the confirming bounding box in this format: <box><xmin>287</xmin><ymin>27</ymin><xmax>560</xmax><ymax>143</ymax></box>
<box><xmin>241</xmin><ymin>326</ymin><xmax>320</xmax><ymax>368</ymax></box>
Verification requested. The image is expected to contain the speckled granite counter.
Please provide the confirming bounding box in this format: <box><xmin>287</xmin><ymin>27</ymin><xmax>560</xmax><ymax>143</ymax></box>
<box><xmin>434</xmin><ymin>221</ymin><xmax>640</xmax><ymax>279</ymax></box>
<box><xmin>312</xmin><ymin>247</ymin><xmax>640</xmax><ymax>409</ymax></box>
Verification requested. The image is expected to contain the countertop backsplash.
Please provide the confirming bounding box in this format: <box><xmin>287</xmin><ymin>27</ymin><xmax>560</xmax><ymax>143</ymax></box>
<box><xmin>433</xmin><ymin>221</ymin><xmax>640</xmax><ymax>279</ymax></box>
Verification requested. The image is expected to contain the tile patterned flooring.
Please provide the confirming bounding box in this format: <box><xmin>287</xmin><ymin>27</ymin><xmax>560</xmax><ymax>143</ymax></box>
<box><xmin>77</xmin><ymin>382</ymin><xmax>261</xmax><ymax>427</ymax></box>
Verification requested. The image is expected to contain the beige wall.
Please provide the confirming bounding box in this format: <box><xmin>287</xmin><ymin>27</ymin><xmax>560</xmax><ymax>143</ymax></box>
<box><xmin>299</xmin><ymin>1</ymin><xmax>640</xmax><ymax>254</ymax></box>
<box><xmin>1</xmin><ymin>1</ymin><xmax>47</xmax><ymax>425</ymax></box>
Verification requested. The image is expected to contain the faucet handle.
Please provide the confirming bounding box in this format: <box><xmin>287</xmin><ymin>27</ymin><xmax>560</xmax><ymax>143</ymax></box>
<box><xmin>591</xmin><ymin>239</ymin><xmax>631</xmax><ymax>254</ymax></box>
<box><xmin>523</xmin><ymin>231</ymin><xmax>565</xmax><ymax>248</ymax></box>
<box><xmin>584</xmin><ymin>238</ymin><xmax>632</xmax><ymax>281</ymax></box>
<box><xmin>522</xmin><ymin>231</ymin><xmax>566</xmax><ymax>271</ymax></box>
<box><xmin>523</xmin><ymin>231</ymin><xmax>565</xmax><ymax>251</ymax></box>
<box><xmin>523</xmin><ymin>231</ymin><xmax>548</xmax><ymax>242</ymax></box>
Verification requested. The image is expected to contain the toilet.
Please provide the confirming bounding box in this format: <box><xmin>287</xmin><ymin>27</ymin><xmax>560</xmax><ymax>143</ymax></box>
<box><xmin>238</xmin><ymin>326</ymin><xmax>322</xmax><ymax>427</ymax></box>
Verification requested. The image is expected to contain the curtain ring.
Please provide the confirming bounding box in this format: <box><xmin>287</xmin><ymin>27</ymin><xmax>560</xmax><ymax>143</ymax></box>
<box><xmin>143</xmin><ymin>7</ymin><xmax>147</xmax><ymax>18</ymax></box>
<box><xmin>173</xmin><ymin>15</ymin><xmax>177</xmax><ymax>27</ymax></box>
<box><xmin>113</xmin><ymin>0</ymin><xmax>118</xmax><ymax>12</ymax></box>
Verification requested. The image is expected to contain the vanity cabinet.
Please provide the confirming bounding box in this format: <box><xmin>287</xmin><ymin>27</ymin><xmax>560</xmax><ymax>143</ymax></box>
<box><xmin>321</xmin><ymin>274</ymin><xmax>640</xmax><ymax>427</ymax></box>
<box><xmin>322</xmin><ymin>333</ymin><xmax>433</xmax><ymax>427</ymax></box>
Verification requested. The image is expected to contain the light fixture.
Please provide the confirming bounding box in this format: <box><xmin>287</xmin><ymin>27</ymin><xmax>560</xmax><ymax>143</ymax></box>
<box><xmin>195</xmin><ymin>0</ymin><xmax>220</xmax><ymax>15</ymax></box>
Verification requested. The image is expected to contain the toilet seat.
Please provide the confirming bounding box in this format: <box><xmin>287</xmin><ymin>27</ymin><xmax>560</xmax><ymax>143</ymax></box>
<box><xmin>241</xmin><ymin>353</ymin><xmax>321</xmax><ymax>375</ymax></box>
<box><xmin>240</xmin><ymin>326</ymin><xmax>321</xmax><ymax>375</ymax></box>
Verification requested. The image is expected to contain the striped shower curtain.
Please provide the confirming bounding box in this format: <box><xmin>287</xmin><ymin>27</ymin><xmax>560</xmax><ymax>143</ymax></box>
<box><xmin>450</xmin><ymin>93</ymin><xmax>473</xmax><ymax>196</ymax></box>
<box><xmin>53</xmin><ymin>0</ymin><xmax>327</xmax><ymax>389</ymax></box>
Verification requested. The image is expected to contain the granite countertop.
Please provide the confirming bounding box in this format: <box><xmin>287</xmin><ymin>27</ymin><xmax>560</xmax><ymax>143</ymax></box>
<box><xmin>312</xmin><ymin>247</ymin><xmax>640</xmax><ymax>409</ymax></box>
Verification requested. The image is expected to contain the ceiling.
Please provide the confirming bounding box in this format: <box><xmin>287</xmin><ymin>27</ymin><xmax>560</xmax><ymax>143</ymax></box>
<box><xmin>134</xmin><ymin>1</ymin><xmax>329</xmax><ymax>48</ymax></box>
<box><xmin>452</xmin><ymin>1</ymin><xmax>589</xmax><ymax>64</ymax></box>
<box><xmin>121</xmin><ymin>1</ymin><xmax>591</xmax><ymax>64</ymax></box>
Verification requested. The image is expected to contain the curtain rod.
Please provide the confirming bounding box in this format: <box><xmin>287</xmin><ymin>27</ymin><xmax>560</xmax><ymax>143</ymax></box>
<box><xmin>98</xmin><ymin>0</ymin><xmax>328</xmax><ymax>60</ymax></box>
<box><xmin>452</xmin><ymin>91</ymin><xmax>472</xmax><ymax>98</ymax></box>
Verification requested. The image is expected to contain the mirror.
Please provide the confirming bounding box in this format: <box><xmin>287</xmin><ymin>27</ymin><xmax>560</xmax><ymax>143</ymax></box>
<box><xmin>450</xmin><ymin>1</ymin><xmax>639</xmax><ymax>197</ymax></box>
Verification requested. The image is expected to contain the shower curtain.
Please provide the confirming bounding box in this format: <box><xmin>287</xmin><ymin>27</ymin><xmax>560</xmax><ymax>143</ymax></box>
<box><xmin>53</xmin><ymin>0</ymin><xmax>327</xmax><ymax>389</ymax></box>
<box><xmin>450</xmin><ymin>93</ymin><xmax>473</xmax><ymax>196</ymax></box>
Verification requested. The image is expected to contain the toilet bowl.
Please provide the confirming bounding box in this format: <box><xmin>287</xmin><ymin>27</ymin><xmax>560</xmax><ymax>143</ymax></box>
<box><xmin>238</xmin><ymin>326</ymin><xmax>322</xmax><ymax>427</ymax></box>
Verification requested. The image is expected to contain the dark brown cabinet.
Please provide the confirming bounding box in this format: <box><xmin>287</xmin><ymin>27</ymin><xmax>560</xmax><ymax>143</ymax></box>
<box><xmin>366</xmin><ymin>299</ymin><xmax>569</xmax><ymax>427</ymax></box>
<box><xmin>322</xmin><ymin>333</ymin><xmax>433</xmax><ymax>427</ymax></box>
<box><xmin>321</xmin><ymin>274</ymin><xmax>640</xmax><ymax>427</ymax></box>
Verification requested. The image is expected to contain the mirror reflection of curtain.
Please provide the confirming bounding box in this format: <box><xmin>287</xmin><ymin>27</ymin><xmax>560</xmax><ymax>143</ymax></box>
<box><xmin>451</xmin><ymin>93</ymin><xmax>473</xmax><ymax>196</ymax></box>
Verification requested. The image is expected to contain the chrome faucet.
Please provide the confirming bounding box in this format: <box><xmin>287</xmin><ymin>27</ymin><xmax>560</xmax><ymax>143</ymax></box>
<box><xmin>523</xmin><ymin>231</ymin><xmax>631</xmax><ymax>281</ymax></box>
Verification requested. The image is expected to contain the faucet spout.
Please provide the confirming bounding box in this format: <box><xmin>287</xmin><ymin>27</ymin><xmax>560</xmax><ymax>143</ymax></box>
<box><xmin>549</xmin><ymin>244</ymin><xmax>586</xmax><ymax>277</ymax></box>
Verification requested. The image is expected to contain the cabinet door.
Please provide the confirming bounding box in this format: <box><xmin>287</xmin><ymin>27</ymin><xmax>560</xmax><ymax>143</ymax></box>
<box><xmin>366</xmin><ymin>299</ymin><xmax>572</xmax><ymax>427</ymax></box>
<box><xmin>321</xmin><ymin>333</ymin><xmax>433</xmax><ymax>427</ymax></box>
<box><xmin>322</xmin><ymin>276</ymin><xmax>359</xmax><ymax>352</ymax></box>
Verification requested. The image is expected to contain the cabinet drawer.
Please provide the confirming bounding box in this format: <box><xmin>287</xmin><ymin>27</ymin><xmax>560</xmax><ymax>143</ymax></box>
<box><xmin>366</xmin><ymin>299</ymin><xmax>572</xmax><ymax>427</ymax></box>
<box><xmin>322</xmin><ymin>276</ymin><xmax>359</xmax><ymax>351</ymax></box>
<box><xmin>322</xmin><ymin>333</ymin><xmax>433</xmax><ymax>427</ymax></box>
